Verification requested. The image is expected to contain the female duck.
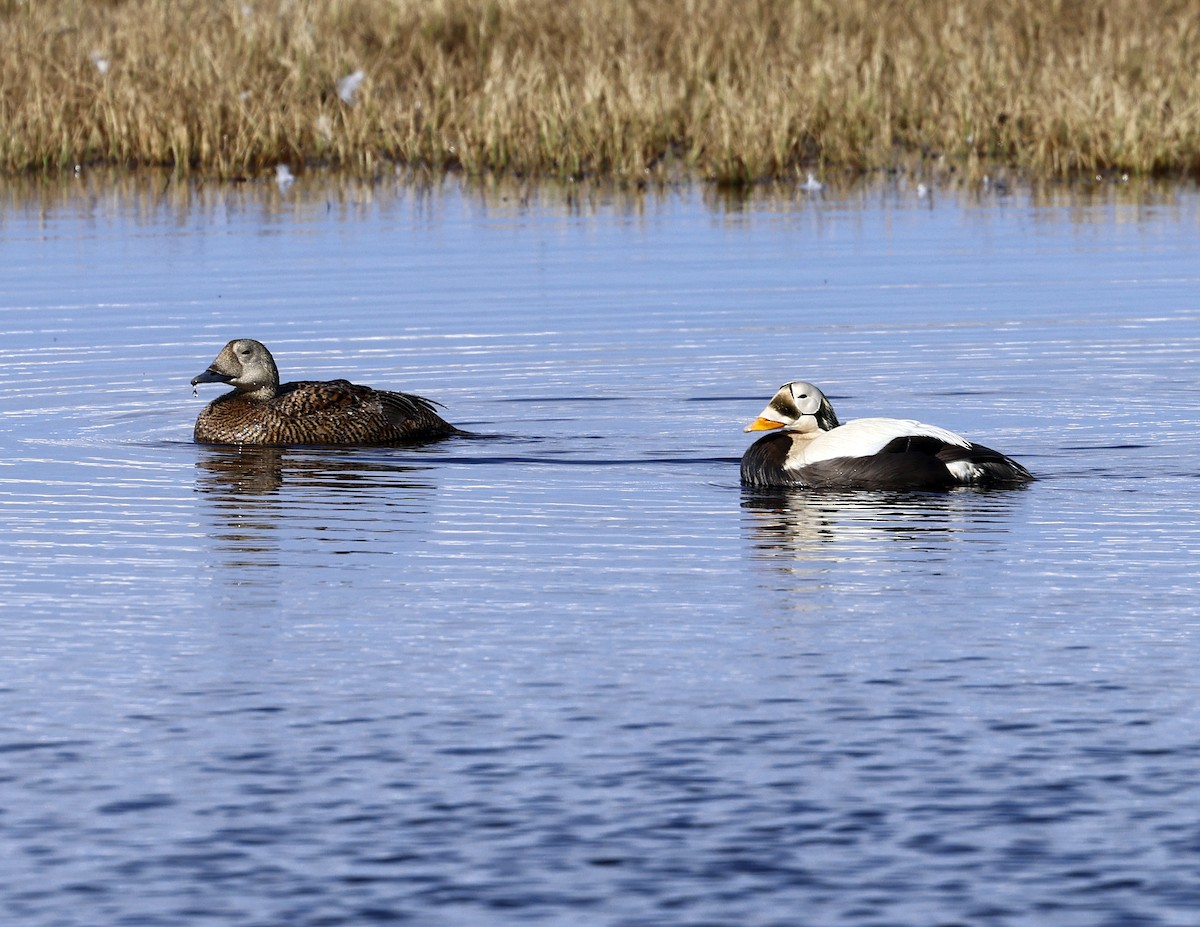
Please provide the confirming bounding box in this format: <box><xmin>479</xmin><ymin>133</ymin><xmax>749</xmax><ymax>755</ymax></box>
<box><xmin>741</xmin><ymin>381</ymin><xmax>1033</xmax><ymax>490</ymax></box>
<box><xmin>191</xmin><ymin>339</ymin><xmax>459</xmax><ymax>445</ymax></box>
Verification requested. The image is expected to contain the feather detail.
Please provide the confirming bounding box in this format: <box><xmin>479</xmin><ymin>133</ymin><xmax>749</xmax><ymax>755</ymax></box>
<box><xmin>795</xmin><ymin>418</ymin><xmax>969</xmax><ymax>465</ymax></box>
<box><xmin>191</xmin><ymin>340</ymin><xmax>459</xmax><ymax>446</ymax></box>
<box><xmin>741</xmin><ymin>381</ymin><xmax>1033</xmax><ymax>490</ymax></box>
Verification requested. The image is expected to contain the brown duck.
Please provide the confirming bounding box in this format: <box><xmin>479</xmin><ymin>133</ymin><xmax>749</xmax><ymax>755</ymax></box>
<box><xmin>191</xmin><ymin>339</ymin><xmax>459</xmax><ymax>445</ymax></box>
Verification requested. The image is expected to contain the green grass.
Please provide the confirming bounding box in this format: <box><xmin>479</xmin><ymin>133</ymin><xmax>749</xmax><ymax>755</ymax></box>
<box><xmin>3</xmin><ymin>0</ymin><xmax>1199</xmax><ymax>181</ymax></box>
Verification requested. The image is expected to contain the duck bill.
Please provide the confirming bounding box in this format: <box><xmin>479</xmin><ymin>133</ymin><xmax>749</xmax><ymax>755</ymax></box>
<box><xmin>744</xmin><ymin>416</ymin><xmax>786</xmax><ymax>433</ymax></box>
<box><xmin>191</xmin><ymin>368</ymin><xmax>233</xmax><ymax>386</ymax></box>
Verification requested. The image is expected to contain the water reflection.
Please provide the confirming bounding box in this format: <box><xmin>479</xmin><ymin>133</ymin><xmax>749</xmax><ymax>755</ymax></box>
<box><xmin>6</xmin><ymin>168</ymin><xmax>1200</xmax><ymax>927</ymax></box>
<box><xmin>195</xmin><ymin>444</ymin><xmax>436</xmax><ymax>496</ymax></box>
<box><xmin>741</xmin><ymin>486</ymin><xmax>1027</xmax><ymax>566</ymax></box>
<box><xmin>2</xmin><ymin>167</ymin><xmax>1192</xmax><ymax>231</ymax></box>
<box><xmin>194</xmin><ymin>445</ymin><xmax>438</xmax><ymax>569</ymax></box>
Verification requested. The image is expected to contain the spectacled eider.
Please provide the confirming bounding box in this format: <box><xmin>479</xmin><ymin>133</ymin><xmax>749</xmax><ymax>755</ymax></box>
<box><xmin>741</xmin><ymin>381</ymin><xmax>1033</xmax><ymax>490</ymax></box>
<box><xmin>191</xmin><ymin>339</ymin><xmax>459</xmax><ymax>445</ymax></box>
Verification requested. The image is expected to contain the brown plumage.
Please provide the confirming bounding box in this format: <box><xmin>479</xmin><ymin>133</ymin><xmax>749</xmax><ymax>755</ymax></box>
<box><xmin>190</xmin><ymin>339</ymin><xmax>460</xmax><ymax>446</ymax></box>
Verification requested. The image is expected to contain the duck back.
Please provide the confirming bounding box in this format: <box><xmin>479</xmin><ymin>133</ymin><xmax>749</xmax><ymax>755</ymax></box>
<box><xmin>194</xmin><ymin>379</ymin><xmax>458</xmax><ymax>446</ymax></box>
<box><xmin>741</xmin><ymin>430</ymin><xmax>1034</xmax><ymax>490</ymax></box>
<box><xmin>741</xmin><ymin>380</ymin><xmax>1034</xmax><ymax>491</ymax></box>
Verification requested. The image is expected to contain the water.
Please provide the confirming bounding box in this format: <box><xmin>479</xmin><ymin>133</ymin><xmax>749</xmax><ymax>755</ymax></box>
<box><xmin>2</xmin><ymin>172</ymin><xmax>1199</xmax><ymax>926</ymax></box>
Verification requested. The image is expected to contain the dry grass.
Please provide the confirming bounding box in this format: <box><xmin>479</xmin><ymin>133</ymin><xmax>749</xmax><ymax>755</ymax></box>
<box><xmin>3</xmin><ymin>0</ymin><xmax>1199</xmax><ymax>182</ymax></box>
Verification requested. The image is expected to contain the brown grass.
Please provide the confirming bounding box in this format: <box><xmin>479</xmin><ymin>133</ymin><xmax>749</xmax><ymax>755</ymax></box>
<box><xmin>3</xmin><ymin>0</ymin><xmax>1199</xmax><ymax>182</ymax></box>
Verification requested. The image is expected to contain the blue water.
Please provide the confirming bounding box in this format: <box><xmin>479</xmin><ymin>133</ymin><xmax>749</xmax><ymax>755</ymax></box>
<box><xmin>1</xmin><ymin>172</ymin><xmax>1199</xmax><ymax>926</ymax></box>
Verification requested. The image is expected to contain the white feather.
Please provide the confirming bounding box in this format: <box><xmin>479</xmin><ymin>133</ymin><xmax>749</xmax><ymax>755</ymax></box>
<box><xmin>796</xmin><ymin>417</ymin><xmax>969</xmax><ymax>465</ymax></box>
<box><xmin>337</xmin><ymin>69</ymin><xmax>365</xmax><ymax>104</ymax></box>
<box><xmin>946</xmin><ymin>460</ymin><xmax>986</xmax><ymax>482</ymax></box>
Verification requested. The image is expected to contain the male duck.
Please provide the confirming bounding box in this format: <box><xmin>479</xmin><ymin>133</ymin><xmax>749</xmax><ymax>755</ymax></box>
<box><xmin>741</xmin><ymin>381</ymin><xmax>1033</xmax><ymax>490</ymax></box>
<box><xmin>191</xmin><ymin>339</ymin><xmax>459</xmax><ymax>445</ymax></box>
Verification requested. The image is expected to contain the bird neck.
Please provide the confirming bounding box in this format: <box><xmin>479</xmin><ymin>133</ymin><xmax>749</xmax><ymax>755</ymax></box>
<box><xmin>235</xmin><ymin>383</ymin><xmax>278</xmax><ymax>402</ymax></box>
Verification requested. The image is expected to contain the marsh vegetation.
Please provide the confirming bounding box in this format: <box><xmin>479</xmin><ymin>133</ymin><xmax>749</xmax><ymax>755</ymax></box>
<box><xmin>4</xmin><ymin>0</ymin><xmax>1199</xmax><ymax>182</ymax></box>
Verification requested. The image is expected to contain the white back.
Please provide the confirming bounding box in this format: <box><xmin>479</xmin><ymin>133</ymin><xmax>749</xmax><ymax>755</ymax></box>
<box><xmin>798</xmin><ymin>417</ymin><xmax>970</xmax><ymax>464</ymax></box>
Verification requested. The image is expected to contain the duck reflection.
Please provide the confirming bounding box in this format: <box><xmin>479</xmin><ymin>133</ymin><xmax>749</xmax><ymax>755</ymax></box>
<box><xmin>741</xmin><ymin>486</ymin><xmax>1026</xmax><ymax>566</ymax></box>
<box><xmin>194</xmin><ymin>445</ymin><xmax>439</xmax><ymax>569</ymax></box>
<box><xmin>195</xmin><ymin>444</ymin><xmax>290</xmax><ymax>496</ymax></box>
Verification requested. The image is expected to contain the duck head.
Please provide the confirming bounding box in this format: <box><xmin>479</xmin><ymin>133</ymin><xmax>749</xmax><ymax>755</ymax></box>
<box><xmin>192</xmin><ymin>339</ymin><xmax>281</xmax><ymax>401</ymax></box>
<box><xmin>744</xmin><ymin>381</ymin><xmax>841</xmax><ymax>434</ymax></box>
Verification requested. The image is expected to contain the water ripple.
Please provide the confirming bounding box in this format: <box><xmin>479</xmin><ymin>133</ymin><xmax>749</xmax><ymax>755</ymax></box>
<box><xmin>3</xmin><ymin>178</ymin><xmax>1200</xmax><ymax>926</ymax></box>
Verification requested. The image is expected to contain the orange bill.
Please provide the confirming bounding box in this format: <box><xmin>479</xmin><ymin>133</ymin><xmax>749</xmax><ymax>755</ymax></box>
<box><xmin>744</xmin><ymin>417</ymin><xmax>785</xmax><ymax>433</ymax></box>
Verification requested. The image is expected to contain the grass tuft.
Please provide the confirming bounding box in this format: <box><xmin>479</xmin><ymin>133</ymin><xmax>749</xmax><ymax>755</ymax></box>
<box><xmin>3</xmin><ymin>0</ymin><xmax>1199</xmax><ymax>180</ymax></box>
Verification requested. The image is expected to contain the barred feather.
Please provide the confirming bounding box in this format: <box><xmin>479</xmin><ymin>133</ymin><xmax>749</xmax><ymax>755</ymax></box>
<box><xmin>192</xmin><ymin>340</ymin><xmax>459</xmax><ymax>446</ymax></box>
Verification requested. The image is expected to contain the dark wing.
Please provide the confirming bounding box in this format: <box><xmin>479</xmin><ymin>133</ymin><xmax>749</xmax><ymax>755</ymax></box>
<box><xmin>377</xmin><ymin>389</ymin><xmax>453</xmax><ymax>430</ymax></box>
<box><xmin>934</xmin><ymin>440</ymin><xmax>1035</xmax><ymax>485</ymax></box>
<box><xmin>742</xmin><ymin>431</ymin><xmax>1031</xmax><ymax>490</ymax></box>
<box><xmin>278</xmin><ymin>380</ymin><xmax>447</xmax><ymax>425</ymax></box>
<box><xmin>740</xmin><ymin>432</ymin><xmax>953</xmax><ymax>489</ymax></box>
<box><xmin>794</xmin><ymin>451</ymin><xmax>958</xmax><ymax>490</ymax></box>
<box><xmin>880</xmin><ymin>434</ymin><xmax>959</xmax><ymax>457</ymax></box>
<box><xmin>275</xmin><ymin>380</ymin><xmax>458</xmax><ymax>443</ymax></box>
<box><xmin>274</xmin><ymin>379</ymin><xmax>364</xmax><ymax>414</ymax></box>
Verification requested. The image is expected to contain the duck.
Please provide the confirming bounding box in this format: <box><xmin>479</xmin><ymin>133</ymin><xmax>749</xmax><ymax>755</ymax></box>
<box><xmin>741</xmin><ymin>381</ymin><xmax>1034</xmax><ymax>490</ymax></box>
<box><xmin>190</xmin><ymin>339</ymin><xmax>460</xmax><ymax>445</ymax></box>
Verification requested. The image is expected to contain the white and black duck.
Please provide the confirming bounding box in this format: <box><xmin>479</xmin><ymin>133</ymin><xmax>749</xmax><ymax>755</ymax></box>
<box><xmin>741</xmin><ymin>381</ymin><xmax>1034</xmax><ymax>490</ymax></box>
